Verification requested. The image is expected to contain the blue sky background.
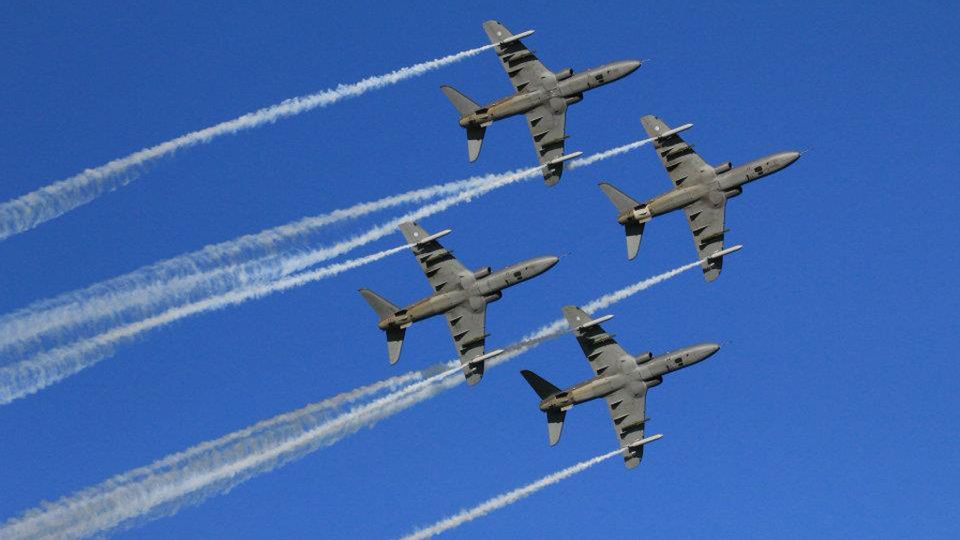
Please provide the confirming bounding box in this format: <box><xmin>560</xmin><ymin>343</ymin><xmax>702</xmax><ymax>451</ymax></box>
<box><xmin>1</xmin><ymin>1</ymin><xmax>957</xmax><ymax>538</ymax></box>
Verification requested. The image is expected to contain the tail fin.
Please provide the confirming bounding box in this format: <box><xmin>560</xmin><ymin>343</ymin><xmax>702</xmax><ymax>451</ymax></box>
<box><xmin>599</xmin><ymin>182</ymin><xmax>640</xmax><ymax>214</ymax></box>
<box><xmin>359</xmin><ymin>288</ymin><xmax>399</xmax><ymax>321</ymax></box>
<box><xmin>599</xmin><ymin>183</ymin><xmax>645</xmax><ymax>260</ymax></box>
<box><xmin>441</xmin><ymin>86</ymin><xmax>485</xmax><ymax>162</ymax></box>
<box><xmin>521</xmin><ymin>370</ymin><xmax>566</xmax><ymax>445</ymax></box>
<box><xmin>359</xmin><ymin>289</ymin><xmax>406</xmax><ymax>364</ymax></box>
<box><xmin>521</xmin><ymin>370</ymin><xmax>560</xmax><ymax>399</ymax></box>
<box><xmin>385</xmin><ymin>327</ymin><xmax>406</xmax><ymax>365</ymax></box>
<box><xmin>441</xmin><ymin>85</ymin><xmax>480</xmax><ymax>116</ymax></box>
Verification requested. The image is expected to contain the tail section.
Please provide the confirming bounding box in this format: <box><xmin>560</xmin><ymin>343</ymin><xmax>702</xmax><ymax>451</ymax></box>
<box><xmin>385</xmin><ymin>327</ymin><xmax>406</xmax><ymax>365</ymax></box>
<box><xmin>599</xmin><ymin>182</ymin><xmax>640</xmax><ymax>214</ymax></box>
<box><xmin>441</xmin><ymin>85</ymin><xmax>480</xmax><ymax>116</ymax></box>
<box><xmin>599</xmin><ymin>183</ymin><xmax>646</xmax><ymax>260</ymax></box>
<box><xmin>359</xmin><ymin>289</ymin><xmax>406</xmax><ymax>365</ymax></box>
<box><xmin>521</xmin><ymin>370</ymin><xmax>560</xmax><ymax>399</ymax></box>
<box><xmin>359</xmin><ymin>288</ymin><xmax>399</xmax><ymax>321</ymax></box>
<box><xmin>521</xmin><ymin>370</ymin><xmax>566</xmax><ymax>446</ymax></box>
<box><xmin>441</xmin><ymin>86</ymin><xmax>486</xmax><ymax>162</ymax></box>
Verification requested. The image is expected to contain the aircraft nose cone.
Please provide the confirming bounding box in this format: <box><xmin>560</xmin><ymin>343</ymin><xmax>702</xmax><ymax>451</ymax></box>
<box><xmin>784</xmin><ymin>151</ymin><xmax>801</xmax><ymax>165</ymax></box>
<box><xmin>539</xmin><ymin>256</ymin><xmax>561</xmax><ymax>272</ymax></box>
<box><xmin>621</xmin><ymin>60</ymin><xmax>642</xmax><ymax>75</ymax></box>
<box><xmin>693</xmin><ymin>343</ymin><xmax>721</xmax><ymax>363</ymax></box>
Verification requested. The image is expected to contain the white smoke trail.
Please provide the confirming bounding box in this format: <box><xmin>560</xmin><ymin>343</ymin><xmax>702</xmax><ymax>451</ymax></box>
<box><xmin>0</xmin><ymin>243</ymin><xmax>413</xmax><ymax>405</ymax></box>
<box><xmin>0</xmin><ymin>366</ymin><xmax>461</xmax><ymax>540</ymax></box>
<box><xmin>0</xmin><ymin>44</ymin><xmax>495</xmax><ymax>241</ymax></box>
<box><xmin>0</xmin><ymin>258</ymin><xmax>701</xmax><ymax>538</ymax></box>
<box><xmin>0</xmin><ymin>169</ymin><xmax>507</xmax><ymax>355</ymax></box>
<box><xmin>0</xmin><ymin>136</ymin><xmax>656</xmax><ymax>359</ymax></box>
<box><xmin>401</xmin><ymin>447</ymin><xmax>624</xmax><ymax>539</ymax></box>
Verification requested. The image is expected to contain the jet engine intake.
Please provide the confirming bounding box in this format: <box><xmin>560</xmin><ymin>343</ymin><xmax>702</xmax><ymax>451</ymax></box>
<box><xmin>635</xmin><ymin>352</ymin><xmax>653</xmax><ymax>365</ymax></box>
<box><xmin>714</xmin><ymin>161</ymin><xmax>733</xmax><ymax>174</ymax></box>
<box><xmin>565</xmin><ymin>93</ymin><xmax>583</xmax><ymax>105</ymax></box>
<box><xmin>483</xmin><ymin>291</ymin><xmax>503</xmax><ymax>304</ymax></box>
<box><xmin>473</xmin><ymin>266</ymin><xmax>492</xmax><ymax>279</ymax></box>
<box><xmin>645</xmin><ymin>376</ymin><xmax>663</xmax><ymax>388</ymax></box>
<box><xmin>556</xmin><ymin>67</ymin><xmax>574</xmax><ymax>80</ymax></box>
<box><xmin>723</xmin><ymin>187</ymin><xmax>743</xmax><ymax>198</ymax></box>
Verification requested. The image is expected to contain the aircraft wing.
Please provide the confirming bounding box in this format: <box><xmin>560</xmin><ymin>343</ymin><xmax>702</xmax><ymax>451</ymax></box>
<box><xmin>483</xmin><ymin>20</ymin><xmax>551</xmax><ymax>93</ymax></box>
<box><xmin>684</xmin><ymin>196</ymin><xmax>727</xmax><ymax>282</ymax></box>
<box><xmin>525</xmin><ymin>104</ymin><xmax>568</xmax><ymax>186</ymax></box>
<box><xmin>604</xmin><ymin>384</ymin><xmax>649</xmax><ymax>469</ymax></box>
<box><xmin>562</xmin><ymin>306</ymin><xmax>631</xmax><ymax>378</ymax></box>
<box><xmin>444</xmin><ymin>303</ymin><xmax>487</xmax><ymax>385</ymax></box>
<box><xmin>641</xmin><ymin>115</ymin><xmax>709</xmax><ymax>188</ymax></box>
<box><xmin>398</xmin><ymin>222</ymin><xmax>468</xmax><ymax>294</ymax></box>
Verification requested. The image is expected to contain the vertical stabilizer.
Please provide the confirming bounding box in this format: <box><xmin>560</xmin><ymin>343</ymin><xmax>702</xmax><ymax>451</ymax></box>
<box><xmin>521</xmin><ymin>370</ymin><xmax>567</xmax><ymax>446</ymax></box>
<box><xmin>598</xmin><ymin>183</ymin><xmax>646</xmax><ymax>260</ymax></box>
<box><xmin>440</xmin><ymin>86</ymin><xmax>486</xmax><ymax>162</ymax></box>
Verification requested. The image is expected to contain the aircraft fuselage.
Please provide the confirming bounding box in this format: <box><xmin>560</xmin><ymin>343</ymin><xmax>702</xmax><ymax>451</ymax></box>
<box><xmin>538</xmin><ymin>343</ymin><xmax>720</xmax><ymax>411</ymax></box>
<box><xmin>459</xmin><ymin>61</ymin><xmax>641</xmax><ymax>128</ymax></box>
<box><xmin>618</xmin><ymin>151</ymin><xmax>801</xmax><ymax>225</ymax></box>
<box><xmin>377</xmin><ymin>256</ymin><xmax>559</xmax><ymax>330</ymax></box>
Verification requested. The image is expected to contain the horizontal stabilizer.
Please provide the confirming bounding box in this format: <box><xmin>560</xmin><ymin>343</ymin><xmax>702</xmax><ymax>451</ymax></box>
<box><xmin>521</xmin><ymin>369</ymin><xmax>561</xmax><ymax>400</ymax></box>
<box><xmin>386</xmin><ymin>326</ymin><xmax>406</xmax><ymax>365</ymax></box>
<box><xmin>547</xmin><ymin>409</ymin><xmax>566</xmax><ymax>446</ymax></box>
<box><xmin>625</xmin><ymin>221</ymin><xmax>645</xmax><ymax>260</ymax></box>
<box><xmin>440</xmin><ymin>85</ymin><xmax>480</xmax><ymax>117</ymax></box>
<box><xmin>598</xmin><ymin>182</ymin><xmax>641</xmax><ymax>215</ymax></box>
<box><xmin>359</xmin><ymin>288</ymin><xmax>399</xmax><ymax>321</ymax></box>
<box><xmin>467</xmin><ymin>125</ymin><xmax>486</xmax><ymax>162</ymax></box>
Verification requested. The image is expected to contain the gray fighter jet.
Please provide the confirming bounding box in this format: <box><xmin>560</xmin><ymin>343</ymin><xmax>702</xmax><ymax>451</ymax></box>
<box><xmin>521</xmin><ymin>306</ymin><xmax>720</xmax><ymax>468</ymax></box>
<box><xmin>599</xmin><ymin>115</ymin><xmax>801</xmax><ymax>281</ymax></box>
<box><xmin>360</xmin><ymin>221</ymin><xmax>559</xmax><ymax>385</ymax></box>
<box><xmin>442</xmin><ymin>20</ymin><xmax>642</xmax><ymax>185</ymax></box>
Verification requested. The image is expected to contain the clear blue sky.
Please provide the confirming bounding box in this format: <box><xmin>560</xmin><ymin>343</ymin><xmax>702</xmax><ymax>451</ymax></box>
<box><xmin>1</xmin><ymin>1</ymin><xmax>957</xmax><ymax>538</ymax></box>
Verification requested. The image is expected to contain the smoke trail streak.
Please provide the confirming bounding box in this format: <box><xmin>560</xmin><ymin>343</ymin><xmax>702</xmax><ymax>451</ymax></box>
<box><xmin>401</xmin><ymin>448</ymin><xmax>624</xmax><ymax>539</ymax></box>
<box><xmin>0</xmin><ymin>243</ymin><xmax>412</xmax><ymax>405</ymax></box>
<box><xmin>0</xmin><ymin>136</ymin><xmax>655</xmax><ymax>359</ymax></box>
<box><xmin>0</xmin><ymin>170</ymin><xmax>506</xmax><ymax>356</ymax></box>
<box><xmin>0</xmin><ymin>44</ymin><xmax>495</xmax><ymax>241</ymax></box>
<box><xmin>0</xmin><ymin>366</ymin><xmax>462</xmax><ymax>540</ymax></box>
<box><xmin>0</xmin><ymin>258</ymin><xmax>700</xmax><ymax>539</ymax></box>
<box><xmin>262</xmin><ymin>135</ymin><xmax>661</xmax><ymax>279</ymax></box>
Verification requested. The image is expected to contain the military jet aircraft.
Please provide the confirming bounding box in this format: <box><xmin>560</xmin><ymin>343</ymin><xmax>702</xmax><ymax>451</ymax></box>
<box><xmin>441</xmin><ymin>20</ymin><xmax>642</xmax><ymax>185</ymax></box>
<box><xmin>599</xmin><ymin>115</ymin><xmax>801</xmax><ymax>281</ymax></box>
<box><xmin>521</xmin><ymin>306</ymin><xmax>720</xmax><ymax>468</ymax></box>
<box><xmin>360</xmin><ymin>221</ymin><xmax>559</xmax><ymax>385</ymax></box>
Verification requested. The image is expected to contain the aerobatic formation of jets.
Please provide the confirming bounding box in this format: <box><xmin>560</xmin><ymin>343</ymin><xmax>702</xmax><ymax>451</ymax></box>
<box><xmin>360</xmin><ymin>20</ymin><xmax>801</xmax><ymax>468</ymax></box>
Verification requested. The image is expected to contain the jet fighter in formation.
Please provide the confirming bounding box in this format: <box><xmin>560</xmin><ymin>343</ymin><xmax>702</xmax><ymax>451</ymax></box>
<box><xmin>356</xmin><ymin>20</ymin><xmax>801</xmax><ymax>470</ymax></box>
<box><xmin>522</xmin><ymin>306</ymin><xmax>720</xmax><ymax>468</ymax></box>
<box><xmin>599</xmin><ymin>115</ymin><xmax>801</xmax><ymax>281</ymax></box>
<box><xmin>442</xmin><ymin>20</ymin><xmax>641</xmax><ymax>185</ymax></box>
<box><xmin>359</xmin><ymin>221</ymin><xmax>558</xmax><ymax>385</ymax></box>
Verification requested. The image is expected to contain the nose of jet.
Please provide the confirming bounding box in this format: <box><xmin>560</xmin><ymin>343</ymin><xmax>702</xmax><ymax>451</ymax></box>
<box><xmin>618</xmin><ymin>60</ymin><xmax>642</xmax><ymax>77</ymax></box>
<box><xmin>690</xmin><ymin>343</ymin><xmax>721</xmax><ymax>364</ymax></box>
<box><xmin>782</xmin><ymin>151</ymin><xmax>801</xmax><ymax>166</ymax></box>
<box><xmin>533</xmin><ymin>255</ymin><xmax>561</xmax><ymax>275</ymax></box>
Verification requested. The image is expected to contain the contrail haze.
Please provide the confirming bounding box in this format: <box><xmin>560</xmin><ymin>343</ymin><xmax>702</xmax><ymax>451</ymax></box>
<box><xmin>0</xmin><ymin>168</ymin><xmax>513</xmax><ymax>356</ymax></box>
<box><xmin>0</xmin><ymin>137</ymin><xmax>658</xmax><ymax>369</ymax></box>
<box><xmin>0</xmin><ymin>257</ymin><xmax>705</xmax><ymax>539</ymax></box>
<box><xmin>0</xmin><ymin>43</ymin><xmax>495</xmax><ymax>241</ymax></box>
<box><xmin>401</xmin><ymin>448</ymin><xmax>626</xmax><ymax>539</ymax></box>
<box><xmin>0</xmin><ymin>243</ymin><xmax>413</xmax><ymax>405</ymax></box>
